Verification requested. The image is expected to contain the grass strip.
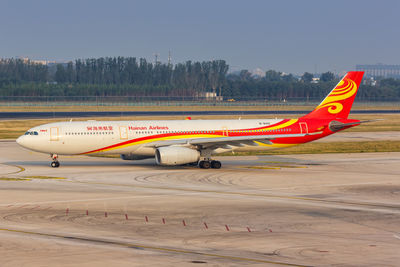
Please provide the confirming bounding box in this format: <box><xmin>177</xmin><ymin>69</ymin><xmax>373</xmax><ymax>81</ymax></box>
<box><xmin>224</xmin><ymin>141</ymin><xmax>400</xmax><ymax>156</ymax></box>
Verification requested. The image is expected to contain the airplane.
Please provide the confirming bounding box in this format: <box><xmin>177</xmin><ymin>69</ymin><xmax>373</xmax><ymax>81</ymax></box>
<box><xmin>17</xmin><ymin>71</ymin><xmax>366</xmax><ymax>169</ymax></box>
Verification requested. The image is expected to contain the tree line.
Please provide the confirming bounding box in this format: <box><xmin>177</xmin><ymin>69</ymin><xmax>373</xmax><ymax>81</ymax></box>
<box><xmin>0</xmin><ymin>58</ymin><xmax>48</xmax><ymax>84</ymax></box>
<box><xmin>53</xmin><ymin>57</ymin><xmax>228</xmax><ymax>97</ymax></box>
<box><xmin>0</xmin><ymin>57</ymin><xmax>399</xmax><ymax>101</ymax></box>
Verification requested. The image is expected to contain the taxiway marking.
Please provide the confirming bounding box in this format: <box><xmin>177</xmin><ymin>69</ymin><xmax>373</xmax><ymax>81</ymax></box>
<box><xmin>1</xmin><ymin>164</ymin><xmax>25</xmax><ymax>175</ymax></box>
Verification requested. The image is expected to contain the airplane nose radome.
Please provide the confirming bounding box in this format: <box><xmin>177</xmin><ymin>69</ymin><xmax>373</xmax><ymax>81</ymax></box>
<box><xmin>16</xmin><ymin>136</ymin><xmax>25</xmax><ymax>147</ymax></box>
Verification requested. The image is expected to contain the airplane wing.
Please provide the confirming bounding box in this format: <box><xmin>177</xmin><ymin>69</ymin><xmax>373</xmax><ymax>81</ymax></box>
<box><xmin>146</xmin><ymin>133</ymin><xmax>309</xmax><ymax>150</ymax></box>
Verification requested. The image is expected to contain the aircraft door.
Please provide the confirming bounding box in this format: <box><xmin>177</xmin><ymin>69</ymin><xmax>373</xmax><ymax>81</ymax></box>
<box><xmin>119</xmin><ymin>126</ymin><xmax>128</xmax><ymax>140</ymax></box>
<box><xmin>222</xmin><ymin>126</ymin><xmax>229</xmax><ymax>136</ymax></box>
<box><xmin>50</xmin><ymin>127</ymin><xmax>59</xmax><ymax>141</ymax></box>
<box><xmin>299</xmin><ymin>122</ymin><xmax>308</xmax><ymax>134</ymax></box>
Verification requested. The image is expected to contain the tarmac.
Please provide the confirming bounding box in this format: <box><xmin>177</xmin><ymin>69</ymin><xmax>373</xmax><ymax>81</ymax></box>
<box><xmin>0</xmin><ymin>142</ymin><xmax>400</xmax><ymax>266</ymax></box>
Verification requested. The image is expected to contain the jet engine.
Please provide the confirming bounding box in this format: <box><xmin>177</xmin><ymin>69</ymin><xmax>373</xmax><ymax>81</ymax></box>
<box><xmin>155</xmin><ymin>146</ymin><xmax>200</xmax><ymax>166</ymax></box>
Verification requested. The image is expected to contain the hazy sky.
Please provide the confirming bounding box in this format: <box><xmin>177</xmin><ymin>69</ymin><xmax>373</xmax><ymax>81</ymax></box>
<box><xmin>1</xmin><ymin>0</ymin><xmax>399</xmax><ymax>74</ymax></box>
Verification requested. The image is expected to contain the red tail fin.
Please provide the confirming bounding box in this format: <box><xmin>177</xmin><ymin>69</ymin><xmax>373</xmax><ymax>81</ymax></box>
<box><xmin>302</xmin><ymin>71</ymin><xmax>364</xmax><ymax>119</ymax></box>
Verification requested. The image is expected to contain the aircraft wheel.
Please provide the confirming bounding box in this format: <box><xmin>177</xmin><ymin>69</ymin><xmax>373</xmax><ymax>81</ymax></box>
<box><xmin>199</xmin><ymin>160</ymin><xmax>211</xmax><ymax>169</ymax></box>
<box><xmin>211</xmin><ymin>160</ymin><xmax>221</xmax><ymax>169</ymax></box>
<box><xmin>51</xmin><ymin>161</ymin><xmax>60</xmax><ymax>168</ymax></box>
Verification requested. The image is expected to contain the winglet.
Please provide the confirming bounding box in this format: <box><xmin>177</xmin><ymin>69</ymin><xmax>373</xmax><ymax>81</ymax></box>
<box><xmin>302</xmin><ymin>71</ymin><xmax>364</xmax><ymax>119</ymax></box>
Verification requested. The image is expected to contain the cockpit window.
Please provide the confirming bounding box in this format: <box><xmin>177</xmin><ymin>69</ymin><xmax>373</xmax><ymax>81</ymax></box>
<box><xmin>24</xmin><ymin>131</ymin><xmax>39</xmax><ymax>135</ymax></box>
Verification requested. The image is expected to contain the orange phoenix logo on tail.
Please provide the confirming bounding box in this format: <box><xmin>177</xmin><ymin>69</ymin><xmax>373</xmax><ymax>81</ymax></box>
<box><xmin>302</xmin><ymin>71</ymin><xmax>364</xmax><ymax>120</ymax></box>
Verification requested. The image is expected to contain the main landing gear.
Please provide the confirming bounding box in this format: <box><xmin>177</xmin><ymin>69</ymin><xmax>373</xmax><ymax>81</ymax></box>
<box><xmin>199</xmin><ymin>160</ymin><xmax>222</xmax><ymax>169</ymax></box>
<box><xmin>50</xmin><ymin>154</ymin><xmax>60</xmax><ymax>168</ymax></box>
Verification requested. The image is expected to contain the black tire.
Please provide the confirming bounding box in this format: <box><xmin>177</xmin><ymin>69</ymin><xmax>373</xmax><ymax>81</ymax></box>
<box><xmin>211</xmin><ymin>160</ymin><xmax>222</xmax><ymax>169</ymax></box>
<box><xmin>201</xmin><ymin>161</ymin><xmax>211</xmax><ymax>169</ymax></box>
<box><xmin>51</xmin><ymin>161</ymin><xmax>60</xmax><ymax>168</ymax></box>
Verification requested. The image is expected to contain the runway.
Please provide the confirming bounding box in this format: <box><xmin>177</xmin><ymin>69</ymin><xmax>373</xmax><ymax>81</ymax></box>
<box><xmin>0</xmin><ymin>142</ymin><xmax>400</xmax><ymax>266</ymax></box>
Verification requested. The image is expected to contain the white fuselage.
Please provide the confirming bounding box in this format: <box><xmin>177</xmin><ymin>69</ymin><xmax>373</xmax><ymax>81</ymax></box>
<box><xmin>17</xmin><ymin>118</ymin><xmax>300</xmax><ymax>156</ymax></box>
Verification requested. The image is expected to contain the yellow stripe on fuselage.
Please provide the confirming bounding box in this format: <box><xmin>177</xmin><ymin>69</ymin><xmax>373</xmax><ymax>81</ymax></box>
<box><xmin>88</xmin><ymin>134</ymin><xmax>221</xmax><ymax>154</ymax></box>
<box><xmin>267</xmin><ymin>119</ymin><xmax>298</xmax><ymax>130</ymax></box>
<box><xmin>88</xmin><ymin>119</ymin><xmax>299</xmax><ymax>154</ymax></box>
<box><xmin>255</xmin><ymin>142</ymin><xmax>298</xmax><ymax>148</ymax></box>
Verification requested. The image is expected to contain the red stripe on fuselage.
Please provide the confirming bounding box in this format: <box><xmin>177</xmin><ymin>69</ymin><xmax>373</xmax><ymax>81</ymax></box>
<box><xmin>80</xmin><ymin>119</ymin><xmax>313</xmax><ymax>154</ymax></box>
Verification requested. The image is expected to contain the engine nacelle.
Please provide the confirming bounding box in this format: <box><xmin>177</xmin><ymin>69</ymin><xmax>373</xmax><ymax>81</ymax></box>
<box><xmin>120</xmin><ymin>154</ymin><xmax>153</xmax><ymax>160</ymax></box>
<box><xmin>155</xmin><ymin>146</ymin><xmax>200</xmax><ymax>166</ymax></box>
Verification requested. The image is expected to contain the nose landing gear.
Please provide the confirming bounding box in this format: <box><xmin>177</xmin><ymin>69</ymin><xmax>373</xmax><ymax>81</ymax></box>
<box><xmin>50</xmin><ymin>154</ymin><xmax>60</xmax><ymax>168</ymax></box>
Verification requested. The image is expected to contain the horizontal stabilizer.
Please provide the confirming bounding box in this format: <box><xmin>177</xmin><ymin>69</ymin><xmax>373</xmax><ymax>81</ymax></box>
<box><xmin>329</xmin><ymin>119</ymin><xmax>382</xmax><ymax>132</ymax></box>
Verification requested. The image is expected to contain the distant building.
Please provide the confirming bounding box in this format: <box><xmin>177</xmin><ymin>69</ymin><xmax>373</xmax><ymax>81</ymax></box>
<box><xmin>311</xmin><ymin>77</ymin><xmax>320</xmax><ymax>84</ymax></box>
<box><xmin>363</xmin><ymin>77</ymin><xmax>377</xmax><ymax>86</ymax></box>
<box><xmin>356</xmin><ymin>64</ymin><xmax>400</xmax><ymax>79</ymax></box>
<box><xmin>21</xmin><ymin>57</ymin><xmax>56</xmax><ymax>65</ymax></box>
<box><xmin>196</xmin><ymin>91</ymin><xmax>223</xmax><ymax>101</ymax></box>
<box><xmin>251</xmin><ymin>68</ymin><xmax>265</xmax><ymax>78</ymax></box>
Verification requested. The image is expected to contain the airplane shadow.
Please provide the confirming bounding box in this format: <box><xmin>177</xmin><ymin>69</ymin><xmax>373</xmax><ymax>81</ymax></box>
<box><xmin>4</xmin><ymin>160</ymin><xmax>196</xmax><ymax>170</ymax></box>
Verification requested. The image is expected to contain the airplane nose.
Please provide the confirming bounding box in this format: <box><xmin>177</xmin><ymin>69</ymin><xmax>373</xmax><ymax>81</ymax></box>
<box><xmin>16</xmin><ymin>135</ymin><xmax>26</xmax><ymax>147</ymax></box>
